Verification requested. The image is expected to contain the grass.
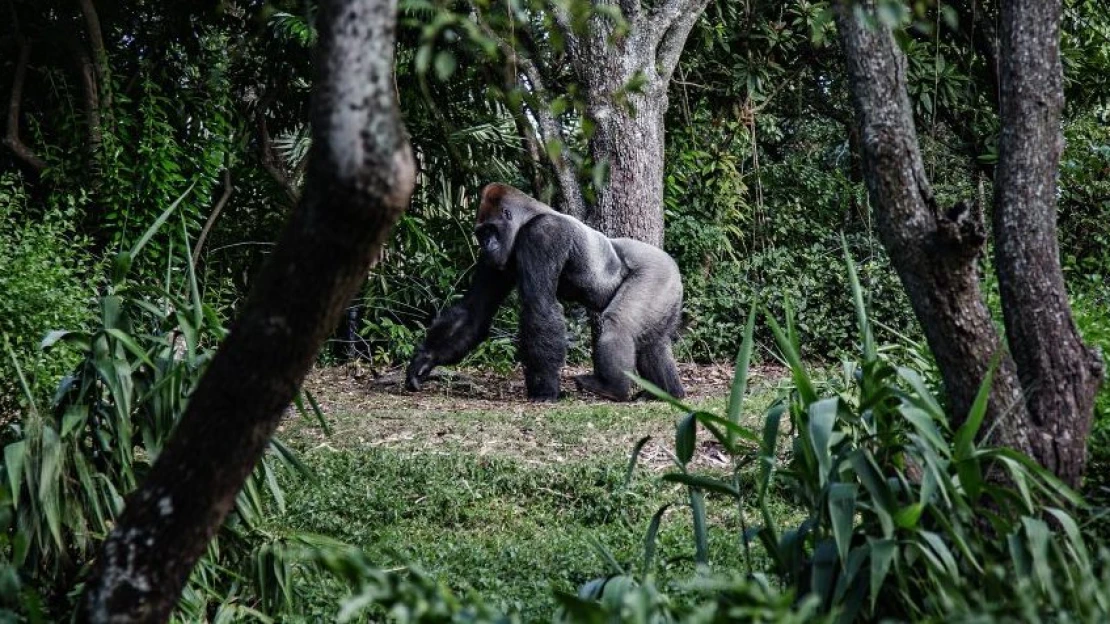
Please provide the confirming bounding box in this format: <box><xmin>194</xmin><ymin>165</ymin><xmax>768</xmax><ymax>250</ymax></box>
<box><xmin>261</xmin><ymin>367</ymin><xmax>802</xmax><ymax>620</ymax></box>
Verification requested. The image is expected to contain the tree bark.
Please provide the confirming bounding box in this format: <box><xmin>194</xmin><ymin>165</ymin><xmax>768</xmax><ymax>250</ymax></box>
<box><xmin>567</xmin><ymin>0</ymin><xmax>710</xmax><ymax>247</ymax></box>
<box><xmin>835</xmin><ymin>1</ymin><xmax>1035</xmax><ymax>457</ymax></box>
<box><xmin>78</xmin><ymin>0</ymin><xmax>415</xmax><ymax>620</ymax></box>
<box><xmin>993</xmin><ymin>0</ymin><xmax>1103</xmax><ymax>484</ymax></box>
<box><xmin>4</xmin><ymin>35</ymin><xmax>47</xmax><ymax>172</ymax></box>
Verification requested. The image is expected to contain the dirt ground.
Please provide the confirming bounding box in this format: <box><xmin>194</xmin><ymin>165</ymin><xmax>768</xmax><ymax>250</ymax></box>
<box><xmin>286</xmin><ymin>362</ymin><xmax>789</xmax><ymax>468</ymax></box>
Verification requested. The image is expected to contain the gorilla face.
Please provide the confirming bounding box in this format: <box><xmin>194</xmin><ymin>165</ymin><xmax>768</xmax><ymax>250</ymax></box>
<box><xmin>476</xmin><ymin>217</ymin><xmax>512</xmax><ymax>268</ymax></box>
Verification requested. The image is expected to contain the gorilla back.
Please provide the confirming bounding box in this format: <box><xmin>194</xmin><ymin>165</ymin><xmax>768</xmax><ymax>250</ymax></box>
<box><xmin>406</xmin><ymin>183</ymin><xmax>685</xmax><ymax>402</ymax></box>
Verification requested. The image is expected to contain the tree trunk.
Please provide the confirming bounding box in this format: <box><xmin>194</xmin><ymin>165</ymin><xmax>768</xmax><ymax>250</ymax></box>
<box><xmin>993</xmin><ymin>0</ymin><xmax>1103</xmax><ymax>483</ymax></box>
<box><xmin>570</xmin><ymin>0</ymin><xmax>708</xmax><ymax>246</ymax></box>
<box><xmin>836</xmin><ymin>0</ymin><xmax>1105</xmax><ymax>486</ymax></box>
<box><xmin>585</xmin><ymin>77</ymin><xmax>668</xmax><ymax>246</ymax></box>
<box><xmin>835</xmin><ymin>1</ymin><xmax>1035</xmax><ymax>456</ymax></box>
<box><xmin>78</xmin><ymin>0</ymin><xmax>414</xmax><ymax>620</ymax></box>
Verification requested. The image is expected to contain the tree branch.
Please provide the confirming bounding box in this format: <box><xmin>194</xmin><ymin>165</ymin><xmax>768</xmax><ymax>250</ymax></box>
<box><xmin>835</xmin><ymin>0</ymin><xmax>1034</xmax><ymax>458</ymax></box>
<box><xmin>76</xmin><ymin>0</ymin><xmax>112</xmax><ymax>116</ymax></box>
<box><xmin>257</xmin><ymin>108</ymin><xmax>301</xmax><ymax>204</ymax></box>
<box><xmin>474</xmin><ymin>10</ymin><xmax>587</xmax><ymax>218</ymax></box>
<box><xmin>3</xmin><ymin>36</ymin><xmax>46</xmax><ymax>172</ymax></box>
<box><xmin>80</xmin><ymin>0</ymin><xmax>415</xmax><ymax>619</ymax></box>
<box><xmin>649</xmin><ymin>0</ymin><xmax>711</xmax><ymax>81</ymax></box>
<box><xmin>644</xmin><ymin>0</ymin><xmax>706</xmax><ymax>48</ymax></box>
<box><xmin>192</xmin><ymin>167</ymin><xmax>234</xmax><ymax>270</ymax></box>
<box><xmin>68</xmin><ymin>40</ymin><xmax>104</xmax><ymax>162</ymax></box>
<box><xmin>992</xmin><ymin>0</ymin><xmax>1103</xmax><ymax>485</ymax></box>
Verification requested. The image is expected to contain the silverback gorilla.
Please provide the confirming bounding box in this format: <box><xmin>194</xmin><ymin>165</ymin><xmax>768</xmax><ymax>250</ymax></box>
<box><xmin>405</xmin><ymin>183</ymin><xmax>685</xmax><ymax>402</ymax></box>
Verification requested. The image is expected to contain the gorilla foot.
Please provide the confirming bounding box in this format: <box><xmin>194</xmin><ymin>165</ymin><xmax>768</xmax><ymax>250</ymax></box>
<box><xmin>573</xmin><ymin>374</ymin><xmax>631</xmax><ymax>402</ymax></box>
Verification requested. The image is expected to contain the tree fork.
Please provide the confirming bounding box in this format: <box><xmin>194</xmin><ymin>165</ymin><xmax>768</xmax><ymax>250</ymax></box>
<box><xmin>78</xmin><ymin>0</ymin><xmax>415</xmax><ymax>620</ymax></box>
<box><xmin>993</xmin><ymin>0</ymin><xmax>1103</xmax><ymax>484</ymax></box>
<box><xmin>834</xmin><ymin>1</ymin><xmax>1036</xmax><ymax>458</ymax></box>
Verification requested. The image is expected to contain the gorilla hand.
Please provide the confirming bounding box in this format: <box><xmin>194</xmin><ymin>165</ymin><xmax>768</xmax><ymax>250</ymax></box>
<box><xmin>405</xmin><ymin>348</ymin><xmax>435</xmax><ymax>391</ymax></box>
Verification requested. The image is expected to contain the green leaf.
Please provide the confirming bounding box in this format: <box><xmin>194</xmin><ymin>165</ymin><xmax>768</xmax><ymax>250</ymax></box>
<box><xmin>766</xmin><ymin>313</ymin><xmax>817</xmax><ymax>405</ymax></box>
<box><xmin>843</xmin><ymin>236</ymin><xmax>876</xmax><ymax>362</ymax></box>
<box><xmin>641</xmin><ymin>504</ymin><xmax>671</xmax><ymax>576</ymax></box>
<box><xmin>897</xmin><ymin>367</ymin><xmax>945</xmax><ymax>419</ymax></box>
<box><xmin>4</xmin><ymin>442</ymin><xmax>26</xmax><ymax>507</ymax></box>
<box><xmin>628</xmin><ymin>372</ymin><xmax>694</xmax><ymax>413</ymax></box>
<box><xmin>894</xmin><ymin>502</ymin><xmax>924</xmax><ymax>530</ymax></box>
<box><xmin>849</xmin><ymin>451</ymin><xmax>894</xmax><ymax>536</ymax></box>
<box><xmin>690</xmin><ymin>488</ymin><xmax>709</xmax><ymax>569</ymax></box>
<box><xmin>1022</xmin><ymin>517</ymin><xmax>1052</xmax><ymax>590</ymax></box>
<box><xmin>111</xmin><ymin>251</ymin><xmax>133</xmax><ymax>284</ymax></box>
<box><xmin>918</xmin><ymin>530</ymin><xmax>958</xmax><ymax>577</ymax></box>
<box><xmin>40</xmin><ymin>330</ymin><xmax>91</xmax><ymax>352</ymax></box>
<box><xmin>954</xmin><ymin>351</ymin><xmax>1002</xmax><ymax>460</ymax></box>
<box><xmin>829</xmin><ymin>483</ymin><xmax>857</xmax><ymax>564</ymax></box>
<box><xmin>868</xmin><ymin>538</ymin><xmax>896</xmax><ymax>611</ymax></box>
<box><xmin>694</xmin><ymin>412</ymin><xmax>759</xmax><ymax>444</ymax></box>
<box><xmin>105</xmin><ymin>329</ymin><xmax>155</xmax><ymax>368</ymax></box>
<box><xmin>1044</xmin><ymin>507</ymin><xmax>1090</xmax><ymax>568</ymax></box>
<box><xmin>676</xmin><ymin>412</ymin><xmax>697</xmax><ymax>465</ymax></box>
<box><xmin>131</xmin><ymin>181</ymin><xmax>196</xmax><ymax>258</ymax></box>
<box><xmin>662</xmin><ymin>473</ymin><xmax>742</xmax><ymax>498</ymax></box>
<box><xmin>808</xmin><ymin>398</ymin><xmax>838</xmax><ymax>485</ymax></box>
<box><xmin>622</xmin><ymin>436</ymin><xmax>651</xmax><ymax>489</ymax></box>
<box><xmin>433</xmin><ymin>51</ymin><xmax>456</xmax><ymax>80</ymax></box>
<box><xmin>900</xmin><ymin>405</ymin><xmax>947</xmax><ymax>454</ymax></box>
<box><xmin>725</xmin><ymin>306</ymin><xmax>758</xmax><ymax>444</ymax></box>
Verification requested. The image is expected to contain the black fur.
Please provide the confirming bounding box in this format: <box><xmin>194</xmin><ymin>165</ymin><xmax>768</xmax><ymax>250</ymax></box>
<box><xmin>407</xmin><ymin>184</ymin><xmax>685</xmax><ymax>402</ymax></box>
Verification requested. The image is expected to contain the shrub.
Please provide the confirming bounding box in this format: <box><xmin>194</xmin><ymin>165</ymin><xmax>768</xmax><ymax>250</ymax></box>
<box><xmin>0</xmin><ymin>174</ymin><xmax>99</xmax><ymax>416</ymax></box>
<box><xmin>0</xmin><ymin>196</ymin><xmax>324</xmax><ymax>619</ymax></box>
<box><xmin>615</xmin><ymin>246</ymin><xmax>1109</xmax><ymax>621</ymax></box>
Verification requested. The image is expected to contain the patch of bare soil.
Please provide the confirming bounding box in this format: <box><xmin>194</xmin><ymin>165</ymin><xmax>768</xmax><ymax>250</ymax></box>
<box><xmin>287</xmin><ymin>362</ymin><xmax>788</xmax><ymax>468</ymax></box>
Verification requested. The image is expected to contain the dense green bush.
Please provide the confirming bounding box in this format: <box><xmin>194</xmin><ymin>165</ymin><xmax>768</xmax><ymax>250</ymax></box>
<box><xmin>0</xmin><ymin>205</ymin><xmax>324</xmax><ymax>619</ymax></box>
<box><xmin>0</xmin><ymin>174</ymin><xmax>98</xmax><ymax>415</ymax></box>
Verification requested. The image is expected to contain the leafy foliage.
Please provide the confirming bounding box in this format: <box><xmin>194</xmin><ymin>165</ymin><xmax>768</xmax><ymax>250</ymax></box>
<box><xmin>616</xmin><ymin>250</ymin><xmax>1110</xmax><ymax>621</ymax></box>
<box><xmin>0</xmin><ymin>202</ymin><xmax>323</xmax><ymax>619</ymax></box>
<box><xmin>0</xmin><ymin>174</ymin><xmax>99</xmax><ymax>415</ymax></box>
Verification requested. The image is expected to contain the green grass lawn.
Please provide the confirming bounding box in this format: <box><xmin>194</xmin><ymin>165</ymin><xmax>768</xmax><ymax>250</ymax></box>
<box><xmin>261</xmin><ymin>366</ymin><xmax>802</xmax><ymax>620</ymax></box>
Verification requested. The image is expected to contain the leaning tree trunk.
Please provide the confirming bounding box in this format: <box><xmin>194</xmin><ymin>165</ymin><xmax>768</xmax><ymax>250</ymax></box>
<box><xmin>834</xmin><ymin>2</ymin><xmax>1034</xmax><ymax>456</ymax></box>
<box><xmin>836</xmin><ymin>0</ymin><xmax>1103</xmax><ymax>485</ymax></box>
<box><xmin>78</xmin><ymin>0</ymin><xmax>414</xmax><ymax>620</ymax></box>
<box><xmin>993</xmin><ymin>0</ymin><xmax>1103</xmax><ymax>483</ymax></box>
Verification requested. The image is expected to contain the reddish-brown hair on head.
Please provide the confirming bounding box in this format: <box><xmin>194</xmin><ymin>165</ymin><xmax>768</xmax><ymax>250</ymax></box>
<box><xmin>478</xmin><ymin>183</ymin><xmax>512</xmax><ymax>224</ymax></box>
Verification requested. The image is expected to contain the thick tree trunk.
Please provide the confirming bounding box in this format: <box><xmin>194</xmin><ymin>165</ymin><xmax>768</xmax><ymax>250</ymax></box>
<box><xmin>586</xmin><ymin>80</ymin><xmax>668</xmax><ymax>246</ymax></box>
<box><xmin>837</xmin><ymin>0</ymin><xmax>1105</xmax><ymax>486</ymax></box>
<box><xmin>993</xmin><ymin>0</ymin><xmax>1103</xmax><ymax>483</ymax></box>
<box><xmin>835</xmin><ymin>2</ymin><xmax>1034</xmax><ymax>457</ymax></box>
<box><xmin>544</xmin><ymin>0</ymin><xmax>709</xmax><ymax>245</ymax></box>
<box><xmin>78</xmin><ymin>0</ymin><xmax>414</xmax><ymax>620</ymax></box>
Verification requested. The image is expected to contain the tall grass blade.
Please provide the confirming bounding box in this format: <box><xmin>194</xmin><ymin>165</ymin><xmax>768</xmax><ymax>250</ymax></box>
<box><xmin>726</xmin><ymin>306</ymin><xmax>757</xmax><ymax>446</ymax></box>
<box><xmin>131</xmin><ymin>181</ymin><xmax>197</xmax><ymax>258</ymax></box>
<box><xmin>690</xmin><ymin>488</ymin><xmax>709</xmax><ymax>569</ymax></box>
<box><xmin>842</xmin><ymin>236</ymin><xmax>877</xmax><ymax>362</ymax></box>
<box><xmin>954</xmin><ymin>350</ymin><xmax>1003</xmax><ymax>460</ymax></box>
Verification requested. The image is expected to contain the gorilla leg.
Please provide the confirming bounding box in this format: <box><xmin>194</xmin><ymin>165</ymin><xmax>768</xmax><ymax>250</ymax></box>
<box><xmin>515</xmin><ymin>219</ymin><xmax>571</xmax><ymax>401</ymax></box>
<box><xmin>575</xmin><ymin>314</ymin><xmax>636</xmax><ymax>400</ymax></box>
<box><xmin>636</xmin><ymin>340</ymin><xmax>685</xmax><ymax>399</ymax></box>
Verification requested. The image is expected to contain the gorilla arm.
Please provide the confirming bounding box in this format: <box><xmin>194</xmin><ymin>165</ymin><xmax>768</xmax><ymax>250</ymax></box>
<box><xmin>405</xmin><ymin>260</ymin><xmax>515</xmax><ymax>390</ymax></box>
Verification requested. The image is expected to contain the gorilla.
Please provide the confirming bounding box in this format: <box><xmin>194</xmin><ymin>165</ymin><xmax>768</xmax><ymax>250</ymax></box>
<box><xmin>405</xmin><ymin>183</ymin><xmax>685</xmax><ymax>402</ymax></box>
